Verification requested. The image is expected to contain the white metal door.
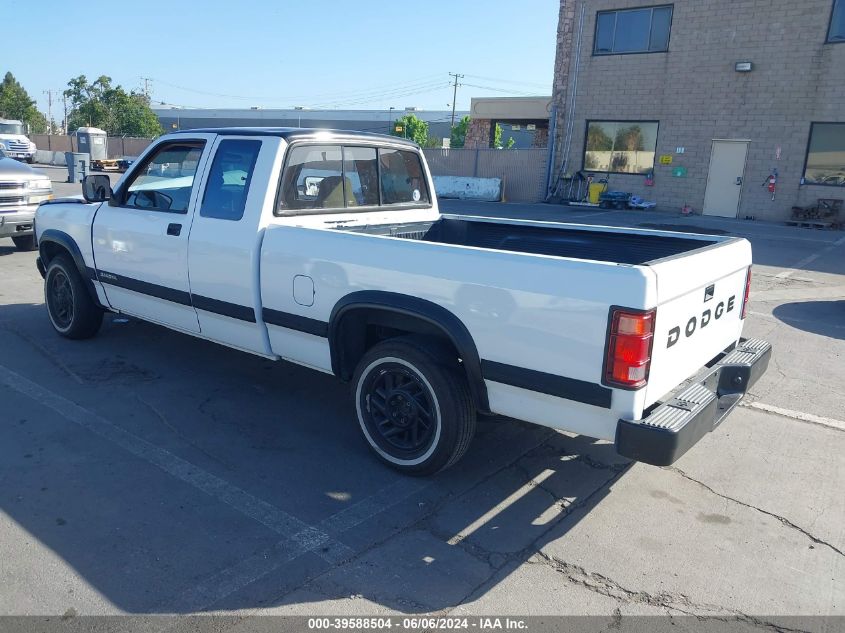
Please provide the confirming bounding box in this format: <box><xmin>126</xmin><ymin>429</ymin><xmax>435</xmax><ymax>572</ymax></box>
<box><xmin>92</xmin><ymin>135</ymin><xmax>215</xmax><ymax>332</ymax></box>
<box><xmin>703</xmin><ymin>140</ymin><xmax>748</xmax><ymax>218</ymax></box>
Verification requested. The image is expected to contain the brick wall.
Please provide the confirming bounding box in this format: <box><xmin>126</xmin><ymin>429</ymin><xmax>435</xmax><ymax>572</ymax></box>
<box><xmin>552</xmin><ymin>0</ymin><xmax>845</xmax><ymax>221</ymax></box>
<box><xmin>465</xmin><ymin>119</ymin><xmax>492</xmax><ymax>149</ymax></box>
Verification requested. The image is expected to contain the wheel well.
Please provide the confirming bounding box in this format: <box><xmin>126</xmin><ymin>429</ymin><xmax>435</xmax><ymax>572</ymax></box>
<box><xmin>330</xmin><ymin>305</ymin><xmax>490</xmax><ymax>413</ymax></box>
<box><xmin>39</xmin><ymin>240</ymin><xmax>71</xmax><ymax>266</ymax></box>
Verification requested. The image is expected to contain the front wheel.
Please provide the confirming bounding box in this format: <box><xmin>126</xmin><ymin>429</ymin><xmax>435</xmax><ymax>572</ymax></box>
<box><xmin>44</xmin><ymin>255</ymin><xmax>103</xmax><ymax>339</ymax></box>
<box><xmin>352</xmin><ymin>338</ymin><xmax>476</xmax><ymax>476</ymax></box>
<box><xmin>12</xmin><ymin>234</ymin><xmax>37</xmax><ymax>251</ymax></box>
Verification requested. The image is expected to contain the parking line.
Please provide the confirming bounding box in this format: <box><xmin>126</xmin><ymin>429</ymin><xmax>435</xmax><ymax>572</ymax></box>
<box><xmin>742</xmin><ymin>401</ymin><xmax>845</xmax><ymax>432</ymax></box>
<box><xmin>775</xmin><ymin>235</ymin><xmax>845</xmax><ymax>280</ymax></box>
<box><xmin>0</xmin><ymin>363</ymin><xmax>353</xmax><ymax>564</ymax></box>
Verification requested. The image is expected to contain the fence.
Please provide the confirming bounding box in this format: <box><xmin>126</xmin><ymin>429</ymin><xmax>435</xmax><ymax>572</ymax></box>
<box><xmin>423</xmin><ymin>148</ymin><xmax>548</xmax><ymax>203</ymax></box>
<box><xmin>30</xmin><ymin>134</ymin><xmax>154</xmax><ymax>159</ymax></box>
<box><xmin>28</xmin><ymin>135</ymin><xmax>549</xmax><ymax>203</ymax></box>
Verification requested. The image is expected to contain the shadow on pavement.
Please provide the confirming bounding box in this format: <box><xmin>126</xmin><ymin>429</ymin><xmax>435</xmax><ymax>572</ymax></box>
<box><xmin>0</xmin><ymin>301</ymin><xmax>631</xmax><ymax>614</ymax></box>
<box><xmin>772</xmin><ymin>300</ymin><xmax>845</xmax><ymax>340</ymax></box>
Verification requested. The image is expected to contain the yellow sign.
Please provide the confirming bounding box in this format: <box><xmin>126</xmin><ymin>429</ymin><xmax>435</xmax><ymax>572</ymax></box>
<box><xmin>659</xmin><ymin>154</ymin><xmax>673</xmax><ymax>165</ymax></box>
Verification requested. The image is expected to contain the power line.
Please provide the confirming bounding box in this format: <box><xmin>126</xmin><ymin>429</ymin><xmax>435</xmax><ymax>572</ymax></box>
<box><xmin>463</xmin><ymin>73</ymin><xmax>550</xmax><ymax>89</ymax></box>
<box><xmin>460</xmin><ymin>82</ymin><xmax>538</xmax><ymax>96</ymax></box>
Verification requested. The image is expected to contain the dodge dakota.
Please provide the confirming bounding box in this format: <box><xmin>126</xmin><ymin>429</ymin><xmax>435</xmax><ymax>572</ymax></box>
<box><xmin>34</xmin><ymin>128</ymin><xmax>771</xmax><ymax>474</ymax></box>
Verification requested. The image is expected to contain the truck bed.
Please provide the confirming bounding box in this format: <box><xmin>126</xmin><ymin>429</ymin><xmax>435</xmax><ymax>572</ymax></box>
<box><xmin>337</xmin><ymin>216</ymin><xmax>721</xmax><ymax>265</ymax></box>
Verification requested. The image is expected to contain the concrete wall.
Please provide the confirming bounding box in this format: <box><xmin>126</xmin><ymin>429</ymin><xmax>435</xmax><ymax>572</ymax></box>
<box><xmin>551</xmin><ymin>0</ymin><xmax>845</xmax><ymax>220</ymax></box>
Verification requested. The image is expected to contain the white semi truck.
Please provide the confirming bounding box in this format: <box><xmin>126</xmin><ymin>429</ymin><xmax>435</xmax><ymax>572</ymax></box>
<box><xmin>0</xmin><ymin>119</ymin><xmax>37</xmax><ymax>163</ymax></box>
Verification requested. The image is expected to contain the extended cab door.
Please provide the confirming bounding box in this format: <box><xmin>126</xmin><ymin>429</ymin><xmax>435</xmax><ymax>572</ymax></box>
<box><xmin>186</xmin><ymin>135</ymin><xmax>277</xmax><ymax>354</ymax></box>
<box><xmin>92</xmin><ymin>135</ymin><xmax>215</xmax><ymax>332</ymax></box>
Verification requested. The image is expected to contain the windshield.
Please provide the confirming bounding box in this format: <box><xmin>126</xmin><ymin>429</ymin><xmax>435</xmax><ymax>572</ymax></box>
<box><xmin>0</xmin><ymin>123</ymin><xmax>25</xmax><ymax>135</ymax></box>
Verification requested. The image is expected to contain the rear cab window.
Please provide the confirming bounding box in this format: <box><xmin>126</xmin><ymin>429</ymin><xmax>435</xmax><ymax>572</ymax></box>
<box><xmin>276</xmin><ymin>143</ymin><xmax>429</xmax><ymax>215</ymax></box>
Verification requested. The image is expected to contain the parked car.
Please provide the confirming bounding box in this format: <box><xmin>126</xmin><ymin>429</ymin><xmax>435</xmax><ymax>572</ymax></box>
<box><xmin>34</xmin><ymin>128</ymin><xmax>771</xmax><ymax>474</ymax></box>
<box><xmin>0</xmin><ymin>146</ymin><xmax>52</xmax><ymax>250</ymax></box>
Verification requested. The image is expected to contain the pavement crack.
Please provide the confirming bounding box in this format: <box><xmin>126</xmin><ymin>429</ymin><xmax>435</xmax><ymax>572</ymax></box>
<box><xmin>135</xmin><ymin>393</ymin><xmax>234</xmax><ymax>470</ymax></box>
<box><xmin>532</xmin><ymin>553</ymin><xmax>814</xmax><ymax>632</ymax></box>
<box><xmin>531</xmin><ymin>551</ymin><xmax>702</xmax><ymax>611</ymax></box>
<box><xmin>667</xmin><ymin>466</ymin><xmax>844</xmax><ymax>557</ymax></box>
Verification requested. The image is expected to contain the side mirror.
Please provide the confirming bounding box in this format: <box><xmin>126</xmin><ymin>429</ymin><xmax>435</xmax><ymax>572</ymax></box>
<box><xmin>81</xmin><ymin>174</ymin><xmax>112</xmax><ymax>203</ymax></box>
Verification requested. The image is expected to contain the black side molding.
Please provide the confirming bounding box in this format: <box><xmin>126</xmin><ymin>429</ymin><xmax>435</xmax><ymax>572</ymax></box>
<box><xmin>193</xmin><ymin>294</ymin><xmax>256</xmax><ymax>323</ymax></box>
<box><xmin>96</xmin><ymin>270</ymin><xmax>192</xmax><ymax>306</ymax></box>
<box><xmin>481</xmin><ymin>359</ymin><xmax>613</xmax><ymax>409</ymax></box>
<box><xmin>263</xmin><ymin>307</ymin><xmax>328</xmax><ymax>337</ymax></box>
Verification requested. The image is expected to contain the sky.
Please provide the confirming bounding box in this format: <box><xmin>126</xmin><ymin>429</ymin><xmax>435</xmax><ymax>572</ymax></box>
<box><xmin>5</xmin><ymin>0</ymin><xmax>559</xmax><ymax>118</ymax></box>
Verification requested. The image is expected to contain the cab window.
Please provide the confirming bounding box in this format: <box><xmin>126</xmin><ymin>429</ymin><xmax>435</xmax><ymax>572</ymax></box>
<box><xmin>123</xmin><ymin>142</ymin><xmax>205</xmax><ymax>213</ymax></box>
<box><xmin>278</xmin><ymin>145</ymin><xmax>351</xmax><ymax>211</ymax></box>
<box><xmin>379</xmin><ymin>148</ymin><xmax>429</xmax><ymax>206</ymax></box>
<box><xmin>277</xmin><ymin>143</ymin><xmax>429</xmax><ymax>215</ymax></box>
<box><xmin>200</xmin><ymin>139</ymin><xmax>262</xmax><ymax>221</ymax></box>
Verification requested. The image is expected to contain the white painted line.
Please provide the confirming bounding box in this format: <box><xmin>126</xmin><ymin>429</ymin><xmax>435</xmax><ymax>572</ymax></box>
<box><xmin>775</xmin><ymin>235</ymin><xmax>845</xmax><ymax>279</ymax></box>
<box><xmin>168</xmin><ymin>477</ymin><xmax>435</xmax><ymax>612</ymax></box>
<box><xmin>0</xmin><ymin>364</ymin><xmax>353</xmax><ymax>563</ymax></box>
<box><xmin>741</xmin><ymin>401</ymin><xmax>845</xmax><ymax>432</ymax></box>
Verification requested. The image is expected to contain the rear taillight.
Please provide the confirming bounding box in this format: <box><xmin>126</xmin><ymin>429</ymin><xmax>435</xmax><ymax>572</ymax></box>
<box><xmin>604</xmin><ymin>307</ymin><xmax>655</xmax><ymax>390</ymax></box>
<box><xmin>741</xmin><ymin>266</ymin><xmax>752</xmax><ymax>319</ymax></box>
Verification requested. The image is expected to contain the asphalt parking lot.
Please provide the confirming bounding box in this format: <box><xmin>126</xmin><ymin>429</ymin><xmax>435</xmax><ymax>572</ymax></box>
<box><xmin>0</xmin><ymin>166</ymin><xmax>842</xmax><ymax>625</ymax></box>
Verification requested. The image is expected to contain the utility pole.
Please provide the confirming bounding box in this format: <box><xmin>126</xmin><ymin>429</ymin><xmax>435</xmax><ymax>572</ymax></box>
<box><xmin>141</xmin><ymin>77</ymin><xmax>153</xmax><ymax>99</ymax></box>
<box><xmin>448</xmin><ymin>72</ymin><xmax>464</xmax><ymax>131</ymax></box>
<box><xmin>62</xmin><ymin>93</ymin><xmax>68</xmax><ymax>134</ymax></box>
<box><xmin>43</xmin><ymin>89</ymin><xmax>55</xmax><ymax>132</ymax></box>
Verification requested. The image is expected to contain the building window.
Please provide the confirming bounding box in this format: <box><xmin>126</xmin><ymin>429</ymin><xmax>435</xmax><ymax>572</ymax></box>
<box><xmin>583</xmin><ymin>121</ymin><xmax>659</xmax><ymax>175</ymax></box>
<box><xmin>829</xmin><ymin>0</ymin><xmax>845</xmax><ymax>42</ymax></box>
<box><xmin>803</xmin><ymin>123</ymin><xmax>845</xmax><ymax>186</ymax></box>
<box><xmin>594</xmin><ymin>5</ymin><xmax>673</xmax><ymax>55</ymax></box>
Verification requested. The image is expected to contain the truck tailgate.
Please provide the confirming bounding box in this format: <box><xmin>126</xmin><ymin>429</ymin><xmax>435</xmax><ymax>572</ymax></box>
<box><xmin>644</xmin><ymin>238</ymin><xmax>751</xmax><ymax>407</ymax></box>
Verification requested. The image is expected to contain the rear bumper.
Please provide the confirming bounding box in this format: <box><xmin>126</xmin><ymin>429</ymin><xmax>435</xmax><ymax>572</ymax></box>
<box><xmin>615</xmin><ymin>338</ymin><xmax>772</xmax><ymax>466</ymax></box>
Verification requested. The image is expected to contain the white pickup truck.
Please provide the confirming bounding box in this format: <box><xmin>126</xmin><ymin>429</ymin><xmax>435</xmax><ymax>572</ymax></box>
<box><xmin>34</xmin><ymin>128</ymin><xmax>771</xmax><ymax>475</ymax></box>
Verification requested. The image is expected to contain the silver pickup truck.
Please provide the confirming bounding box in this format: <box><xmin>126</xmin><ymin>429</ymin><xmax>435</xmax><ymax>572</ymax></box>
<box><xmin>0</xmin><ymin>147</ymin><xmax>53</xmax><ymax>250</ymax></box>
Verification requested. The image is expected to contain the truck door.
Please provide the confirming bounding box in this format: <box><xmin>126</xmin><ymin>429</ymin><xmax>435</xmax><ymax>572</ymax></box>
<box><xmin>92</xmin><ymin>135</ymin><xmax>215</xmax><ymax>332</ymax></box>
<box><xmin>186</xmin><ymin>135</ymin><xmax>273</xmax><ymax>354</ymax></box>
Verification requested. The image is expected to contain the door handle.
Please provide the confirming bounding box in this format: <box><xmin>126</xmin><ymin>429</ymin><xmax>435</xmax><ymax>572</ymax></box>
<box><xmin>735</xmin><ymin>177</ymin><xmax>743</xmax><ymax>186</ymax></box>
<box><xmin>167</xmin><ymin>223</ymin><xmax>182</xmax><ymax>236</ymax></box>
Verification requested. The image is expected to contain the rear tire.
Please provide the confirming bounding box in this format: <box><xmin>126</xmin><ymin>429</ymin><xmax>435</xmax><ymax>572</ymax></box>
<box><xmin>12</xmin><ymin>235</ymin><xmax>37</xmax><ymax>251</ymax></box>
<box><xmin>352</xmin><ymin>337</ymin><xmax>476</xmax><ymax>476</ymax></box>
<box><xmin>44</xmin><ymin>255</ymin><xmax>103</xmax><ymax>339</ymax></box>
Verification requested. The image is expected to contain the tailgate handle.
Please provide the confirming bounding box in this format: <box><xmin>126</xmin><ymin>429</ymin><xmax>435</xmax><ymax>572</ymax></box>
<box><xmin>167</xmin><ymin>223</ymin><xmax>182</xmax><ymax>236</ymax></box>
<box><xmin>735</xmin><ymin>176</ymin><xmax>743</xmax><ymax>186</ymax></box>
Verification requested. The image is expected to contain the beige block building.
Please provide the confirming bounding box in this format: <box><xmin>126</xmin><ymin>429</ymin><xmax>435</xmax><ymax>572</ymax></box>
<box><xmin>550</xmin><ymin>0</ymin><xmax>845</xmax><ymax>220</ymax></box>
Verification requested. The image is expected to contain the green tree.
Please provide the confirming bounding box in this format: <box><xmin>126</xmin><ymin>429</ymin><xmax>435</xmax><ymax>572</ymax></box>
<box><xmin>0</xmin><ymin>72</ymin><xmax>48</xmax><ymax>133</ymax></box>
<box><xmin>390</xmin><ymin>113</ymin><xmax>428</xmax><ymax>146</ymax></box>
<box><xmin>492</xmin><ymin>123</ymin><xmax>515</xmax><ymax>149</ymax></box>
<box><xmin>64</xmin><ymin>75</ymin><xmax>162</xmax><ymax>137</ymax></box>
<box><xmin>450</xmin><ymin>115</ymin><xmax>470</xmax><ymax>148</ymax></box>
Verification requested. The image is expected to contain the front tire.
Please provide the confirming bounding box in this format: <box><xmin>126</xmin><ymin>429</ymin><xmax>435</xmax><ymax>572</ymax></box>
<box><xmin>44</xmin><ymin>255</ymin><xmax>103</xmax><ymax>339</ymax></box>
<box><xmin>352</xmin><ymin>338</ymin><xmax>476</xmax><ymax>475</ymax></box>
<box><xmin>12</xmin><ymin>235</ymin><xmax>37</xmax><ymax>251</ymax></box>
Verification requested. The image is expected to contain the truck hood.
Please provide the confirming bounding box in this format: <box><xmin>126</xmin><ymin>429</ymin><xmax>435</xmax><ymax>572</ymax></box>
<box><xmin>0</xmin><ymin>156</ymin><xmax>45</xmax><ymax>179</ymax></box>
<box><xmin>0</xmin><ymin>134</ymin><xmax>32</xmax><ymax>144</ymax></box>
